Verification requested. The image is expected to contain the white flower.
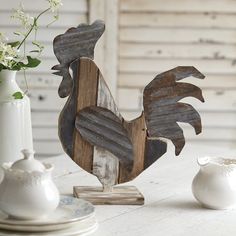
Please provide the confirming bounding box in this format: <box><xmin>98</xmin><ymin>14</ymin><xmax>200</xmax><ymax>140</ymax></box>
<box><xmin>11</xmin><ymin>4</ymin><xmax>34</xmax><ymax>29</ymax></box>
<box><xmin>0</xmin><ymin>33</ymin><xmax>8</xmax><ymax>42</ymax></box>
<box><xmin>0</xmin><ymin>42</ymin><xmax>19</xmax><ymax>68</ymax></box>
<box><xmin>47</xmin><ymin>0</ymin><xmax>63</xmax><ymax>12</ymax></box>
<box><xmin>0</xmin><ymin>1</ymin><xmax>62</xmax><ymax>72</ymax></box>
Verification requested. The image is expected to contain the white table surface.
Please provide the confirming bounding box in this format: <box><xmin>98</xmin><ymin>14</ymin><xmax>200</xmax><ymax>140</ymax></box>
<box><xmin>44</xmin><ymin>143</ymin><xmax>236</xmax><ymax>236</ymax></box>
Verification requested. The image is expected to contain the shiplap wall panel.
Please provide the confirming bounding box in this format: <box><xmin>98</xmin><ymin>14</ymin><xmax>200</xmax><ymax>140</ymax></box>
<box><xmin>34</xmin><ymin>141</ymin><xmax>63</xmax><ymax>156</ymax></box>
<box><xmin>119</xmin><ymin>74</ymin><xmax>236</xmax><ymax>89</ymax></box>
<box><xmin>1</xmin><ymin>0</ymin><xmax>236</xmax><ymax>155</ymax></box>
<box><xmin>1</xmin><ymin>0</ymin><xmax>87</xmax><ymax>12</ymax></box>
<box><xmin>120</xmin><ymin>58</ymin><xmax>236</xmax><ymax>74</ymax></box>
<box><xmin>120</xmin><ymin>28</ymin><xmax>236</xmax><ymax>44</ymax></box>
<box><xmin>32</xmin><ymin>111</ymin><xmax>59</xmax><ymax>127</ymax></box>
<box><xmin>118</xmin><ymin>89</ymin><xmax>236</xmax><ymax>112</ymax></box>
<box><xmin>120</xmin><ymin>0</ymin><xmax>236</xmax><ymax>13</ymax></box>
<box><xmin>120</xmin><ymin>12</ymin><xmax>236</xmax><ymax>29</ymax></box>
<box><xmin>0</xmin><ymin>0</ymin><xmax>88</xmax><ymax>156</ymax></box>
<box><xmin>121</xmin><ymin>111</ymin><xmax>236</xmax><ymax>128</ymax></box>
<box><xmin>28</xmin><ymin>89</ymin><xmax>66</xmax><ymax>111</ymax></box>
<box><xmin>118</xmin><ymin>0</ymin><xmax>236</xmax><ymax>148</ymax></box>
<box><xmin>33</xmin><ymin>127</ymin><xmax>58</xmax><ymax>140</ymax></box>
<box><xmin>17</xmin><ymin>74</ymin><xmax>60</xmax><ymax>89</ymax></box>
<box><xmin>120</xmin><ymin>43</ymin><xmax>236</xmax><ymax>60</ymax></box>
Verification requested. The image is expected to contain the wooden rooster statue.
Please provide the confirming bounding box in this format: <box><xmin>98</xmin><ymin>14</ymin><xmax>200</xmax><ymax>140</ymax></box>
<box><xmin>52</xmin><ymin>20</ymin><xmax>205</xmax><ymax>205</ymax></box>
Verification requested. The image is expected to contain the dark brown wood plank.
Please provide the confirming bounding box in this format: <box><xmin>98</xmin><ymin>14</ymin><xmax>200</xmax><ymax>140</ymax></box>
<box><xmin>120</xmin><ymin>113</ymin><xmax>147</xmax><ymax>182</ymax></box>
<box><xmin>72</xmin><ymin>58</ymin><xmax>99</xmax><ymax>172</ymax></box>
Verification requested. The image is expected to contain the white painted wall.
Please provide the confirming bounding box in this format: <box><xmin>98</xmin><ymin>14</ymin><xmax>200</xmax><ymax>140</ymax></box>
<box><xmin>1</xmin><ymin>0</ymin><xmax>236</xmax><ymax>157</ymax></box>
<box><xmin>118</xmin><ymin>0</ymin><xmax>236</xmax><ymax>149</ymax></box>
<box><xmin>0</xmin><ymin>0</ymin><xmax>88</xmax><ymax>156</ymax></box>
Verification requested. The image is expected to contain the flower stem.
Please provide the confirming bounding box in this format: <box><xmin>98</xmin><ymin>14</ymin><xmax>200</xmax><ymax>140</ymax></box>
<box><xmin>17</xmin><ymin>8</ymin><xmax>50</xmax><ymax>50</ymax></box>
<box><xmin>23</xmin><ymin>69</ymin><xmax>29</xmax><ymax>94</ymax></box>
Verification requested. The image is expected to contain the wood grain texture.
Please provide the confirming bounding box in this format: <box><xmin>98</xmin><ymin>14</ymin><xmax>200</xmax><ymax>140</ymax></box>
<box><xmin>54</xmin><ymin>144</ymin><xmax>236</xmax><ymax>235</ymax></box>
<box><xmin>120</xmin><ymin>0</ymin><xmax>236</xmax><ymax>13</ymax></box>
<box><xmin>143</xmin><ymin>66</ymin><xmax>205</xmax><ymax>155</ymax></box>
<box><xmin>73</xmin><ymin>59</ymin><xmax>169</xmax><ymax>185</ymax></box>
<box><xmin>120</xmin><ymin>113</ymin><xmax>147</xmax><ymax>182</ymax></box>
<box><xmin>52</xmin><ymin>20</ymin><xmax>105</xmax><ymax>98</ymax></box>
<box><xmin>97</xmin><ymin>74</ymin><xmax>121</xmax><ymax>119</ymax></box>
<box><xmin>58</xmin><ymin>58</ymin><xmax>98</xmax><ymax>168</ymax></box>
<box><xmin>120</xmin><ymin>28</ymin><xmax>236</xmax><ymax>45</ymax></box>
<box><xmin>76</xmin><ymin>106</ymin><xmax>133</xmax><ymax>172</ymax></box>
<box><xmin>54</xmin><ymin>22</ymin><xmax>205</xmax><ymax>204</ymax></box>
<box><xmin>72</xmin><ymin>58</ymin><xmax>124</xmax><ymax>186</ymax></box>
<box><xmin>120</xmin><ymin>12</ymin><xmax>236</xmax><ymax>29</ymax></box>
<box><xmin>92</xmin><ymin>147</ymin><xmax>119</xmax><ymax>192</ymax></box>
<box><xmin>120</xmin><ymin>43</ymin><xmax>236</xmax><ymax>60</ymax></box>
<box><xmin>118</xmin><ymin>0</ymin><xmax>236</xmax><ymax>154</ymax></box>
<box><xmin>121</xmin><ymin>114</ymin><xmax>167</xmax><ymax>182</ymax></box>
<box><xmin>93</xmin><ymin>72</ymin><xmax>121</xmax><ymax>190</ymax></box>
<box><xmin>73</xmin><ymin>59</ymin><xmax>99</xmax><ymax>172</ymax></box>
<box><xmin>58</xmin><ymin>58</ymin><xmax>205</xmax><ymax>188</ymax></box>
<box><xmin>57</xmin><ymin>60</ymin><xmax>78</xmax><ymax>158</ymax></box>
<box><xmin>73</xmin><ymin>186</ymin><xmax>144</xmax><ymax>205</ymax></box>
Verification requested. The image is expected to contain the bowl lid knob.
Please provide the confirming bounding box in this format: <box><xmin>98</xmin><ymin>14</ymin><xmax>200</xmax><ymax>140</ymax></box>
<box><xmin>11</xmin><ymin>149</ymin><xmax>45</xmax><ymax>172</ymax></box>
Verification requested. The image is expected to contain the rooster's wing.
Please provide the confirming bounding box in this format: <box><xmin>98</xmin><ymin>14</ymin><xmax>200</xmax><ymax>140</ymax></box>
<box><xmin>76</xmin><ymin>106</ymin><xmax>134</xmax><ymax>172</ymax></box>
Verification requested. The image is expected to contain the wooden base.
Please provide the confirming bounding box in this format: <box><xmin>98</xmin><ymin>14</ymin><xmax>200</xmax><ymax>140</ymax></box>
<box><xmin>73</xmin><ymin>186</ymin><xmax>144</xmax><ymax>205</ymax></box>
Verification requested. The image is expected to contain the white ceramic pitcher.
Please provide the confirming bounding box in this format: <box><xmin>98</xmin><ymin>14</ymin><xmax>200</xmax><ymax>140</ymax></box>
<box><xmin>192</xmin><ymin>156</ymin><xmax>236</xmax><ymax>210</ymax></box>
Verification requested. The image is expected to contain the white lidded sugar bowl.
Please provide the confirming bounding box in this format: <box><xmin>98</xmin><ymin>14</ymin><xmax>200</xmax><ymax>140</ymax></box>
<box><xmin>0</xmin><ymin>149</ymin><xmax>60</xmax><ymax>219</ymax></box>
<box><xmin>192</xmin><ymin>156</ymin><xmax>236</xmax><ymax>210</ymax></box>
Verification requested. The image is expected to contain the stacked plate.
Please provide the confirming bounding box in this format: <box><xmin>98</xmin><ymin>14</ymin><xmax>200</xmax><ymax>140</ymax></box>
<box><xmin>0</xmin><ymin>196</ymin><xmax>97</xmax><ymax>236</ymax></box>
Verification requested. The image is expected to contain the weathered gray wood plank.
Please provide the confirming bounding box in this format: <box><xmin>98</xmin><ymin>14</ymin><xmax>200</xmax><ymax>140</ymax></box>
<box><xmin>52</xmin><ymin>20</ymin><xmax>105</xmax><ymax>98</ymax></box>
<box><xmin>73</xmin><ymin>186</ymin><xmax>144</xmax><ymax>205</ymax></box>
<box><xmin>76</xmin><ymin>106</ymin><xmax>133</xmax><ymax>172</ymax></box>
<box><xmin>143</xmin><ymin>66</ymin><xmax>205</xmax><ymax>155</ymax></box>
<box><xmin>93</xmin><ymin>73</ymin><xmax>121</xmax><ymax>190</ymax></box>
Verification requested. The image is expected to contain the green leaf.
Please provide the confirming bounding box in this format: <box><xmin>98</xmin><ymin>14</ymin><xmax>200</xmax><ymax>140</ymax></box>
<box><xmin>25</xmin><ymin>56</ymin><xmax>41</xmax><ymax>68</ymax></box>
<box><xmin>11</xmin><ymin>56</ymin><xmax>41</xmax><ymax>70</ymax></box>
<box><xmin>13</xmin><ymin>31</ymin><xmax>22</xmax><ymax>36</ymax></box>
<box><xmin>32</xmin><ymin>41</ymin><xmax>40</xmax><ymax>47</ymax></box>
<box><xmin>7</xmin><ymin>41</ymin><xmax>20</xmax><ymax>47</ymax></box>
<box><xmin>11</xmin><ymin>61</ymin><xmax>25</xmax><ymax>71</ymax></box>
<box><xmin>12</xmin><ymin>91</ymin><xmax>24</xmax><ymax>99</ymax></box>
<box><xmin>0</xmin><ymin>64</ymin><xmax>7</xmax><ymax>72</ymax></box>
<box><xmin>32</xmin><ymin>41</ymin><xmax>44</xmax><ymax>53</ymax></box>
<box><xmin>29</xmin><ymin>50</ymin><xmax>40</xmax><ymax>53</ymax></box>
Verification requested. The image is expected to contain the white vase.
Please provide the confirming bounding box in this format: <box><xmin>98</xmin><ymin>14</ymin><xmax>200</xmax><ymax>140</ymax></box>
<box><xmin>0</xmin><ymin>70</ymin><xmax>33</xmax><ymax>165</ymax></box>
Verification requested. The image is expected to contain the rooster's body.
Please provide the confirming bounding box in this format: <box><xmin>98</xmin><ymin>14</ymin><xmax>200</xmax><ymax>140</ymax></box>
<box><xmin>53</xmin><ymin>21</ymin><xmax>205</xmax><ymax>190</ymax></box>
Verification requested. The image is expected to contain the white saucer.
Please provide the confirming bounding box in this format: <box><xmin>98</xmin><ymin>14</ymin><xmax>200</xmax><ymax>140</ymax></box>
<box><xmin>0</xmin><ymin>195</ymin><xmax>95</xmax><ymax>232</ymax></box>
<box><xmin>0</xmin><ymin>216</ymin><xmax>98</xmax><ymax>236</ymax></box>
